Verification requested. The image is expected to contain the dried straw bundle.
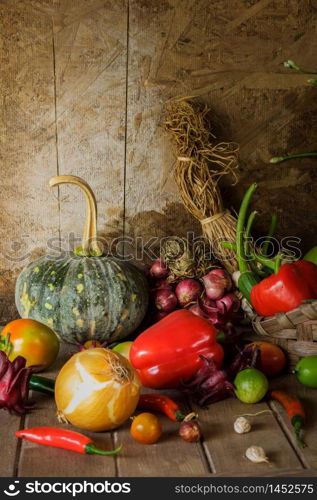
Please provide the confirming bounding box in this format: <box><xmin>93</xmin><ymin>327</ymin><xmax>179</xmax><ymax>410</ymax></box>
<box><xmin>161</xmin><ymin>236</ymin><xmax>216</xmax><ymax>279</ymax></box>
<box><xmin>164</xmin><ymin>98</ymin><xmax>239</xmax><ymax>273</ymax></box>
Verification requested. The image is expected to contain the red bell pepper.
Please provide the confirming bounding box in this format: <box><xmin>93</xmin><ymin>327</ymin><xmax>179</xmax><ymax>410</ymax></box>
<box><xmin>250</xmin><ymin>260</ymin><xmax>317</xmax><ymax>317</ymax></box>
<box><xmin>130</xmin><ymin>309</ymin><xmax>224</xmax><ymax>389</ymax></box>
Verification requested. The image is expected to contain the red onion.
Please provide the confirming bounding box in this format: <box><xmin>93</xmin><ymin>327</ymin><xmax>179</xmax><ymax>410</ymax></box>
<box><xmin>188</xmin><ymin>303</ymin><xmax>209</xmax><ymax>320</ymax></box>
<box><xmin>152</xmin><ymin>278</ymin><xmax>173</xmax><ymax>290</ymax></box>
<box><xmin>199</xmin><ymin>294</ymin><xmax>218</xmax><ymax>314</ymax></box>
<box><xmin>179</xmin><ymin>421</ymin><xmax>202</xmax><ymax>443</ymax></box>
<box><xmin>202</xmin><ymin>269</ymin><xmax>231</xmax><ymax>300</ymax></box>
<box><xmin>154</xmin><ymin>310</ymin><xmax>170</xmax><ymax>322</ymax></box>
<box><xmin>216</xmin><ymin>293</ymin><xmax>240</xmax><ymax>316</ymax></box>
<box><xmin>154</xmin><ymin>288</ymin><xmax>178</xmax><ymax>312</ymax></box>
<box><xmin>150</xmin><ymin>258</ymin><xmax>169</xmax><ymax>278</ymax></box>
<box><xmin>175</xmin><ymin>279</ymin><xmax>202</xmax><ymax>307</ymax></box>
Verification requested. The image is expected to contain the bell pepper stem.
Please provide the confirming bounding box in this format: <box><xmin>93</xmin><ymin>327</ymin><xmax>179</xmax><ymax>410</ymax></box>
<box><xmin>85</xmin><ymin>443</ymin><xmax>122</xmax><ymax>456</ymax></box>
<box><xmin>270</xmin><ymin>152</ymin><xmax>317</xmax><ymax>164</ymax></box>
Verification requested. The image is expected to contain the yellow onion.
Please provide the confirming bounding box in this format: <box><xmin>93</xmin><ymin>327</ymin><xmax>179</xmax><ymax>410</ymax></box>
<box><xmin>55</xmin><ymin>348</ymin><xmax>140</xmax><ymax>432</ymax></box>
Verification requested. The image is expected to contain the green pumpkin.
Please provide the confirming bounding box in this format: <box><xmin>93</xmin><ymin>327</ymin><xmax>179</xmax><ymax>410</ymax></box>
<box><xmin>15</xmin><ymin>176</ymin><xmax>148</xmax><ymax>344</ymax></box>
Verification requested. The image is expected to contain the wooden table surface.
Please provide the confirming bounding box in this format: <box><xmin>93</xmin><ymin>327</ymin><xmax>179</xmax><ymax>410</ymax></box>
<box><xmin>1</xmin><ymin>334</ymin><xmax>316</xmax><ymax>478</ymax></box>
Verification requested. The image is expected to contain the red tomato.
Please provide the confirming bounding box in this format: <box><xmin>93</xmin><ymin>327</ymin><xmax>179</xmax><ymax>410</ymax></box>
<box><xmin>247</xmin><ymin>341</ymin><xmax>286</xmax><ymax>377</ymax></box>
<box><xmin>1</xmin><ymin>319</ymin><xmax>59</xmax><ymax>371</ymax></box>
<box><xmin>130</xmin><ymin>413</ymin><xmax>162</xmax><ymax>444</ymax></box>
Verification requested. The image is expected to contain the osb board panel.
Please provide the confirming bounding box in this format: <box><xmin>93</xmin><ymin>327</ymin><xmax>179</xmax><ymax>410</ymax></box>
<box><xmin>1</xmin><ymin>0</ymin><xmax>317</xmax><ymax>297</ymax></box>
<box><xmin>0</xmin><ymin>0</ymin><xmax>59</xmax><ymax>300</ymax></box>
<box><xmin>125</xmin><ymin>0</ymin><xmax>317</xmax><ymax>258</ymax></box>
<box><xmin>53</xmin><ymin>1</ymin><xmax>128</xmax><ymax>249</ymax></box>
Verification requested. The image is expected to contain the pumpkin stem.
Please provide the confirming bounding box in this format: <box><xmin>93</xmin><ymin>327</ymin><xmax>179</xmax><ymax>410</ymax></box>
<box><xmin>49</xmin><ymin>175</ymin><xmax>103</xmax><ymax>257</ymax></box>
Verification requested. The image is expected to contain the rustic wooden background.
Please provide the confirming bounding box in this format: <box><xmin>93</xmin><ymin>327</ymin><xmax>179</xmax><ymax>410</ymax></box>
<box><xmin>1</xmin><ymin>0</ymin><xmax>317</xmax><ymax>312</ymax></box>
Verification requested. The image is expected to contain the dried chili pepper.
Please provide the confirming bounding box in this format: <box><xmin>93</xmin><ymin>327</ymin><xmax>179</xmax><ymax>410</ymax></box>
<box><xmin>270</xmin><ymin>390</ymin><xmax>306</xmax><ymax>448</ymax></box>
<box><xmin>137</xmin><ymin>394</ymin><xmax>193</xmax><ymax>422</ymax></box>
<box><xmin>16</xmin><ymin>427</ymin><xmax>122</xmax><ymax>456</ymax></box>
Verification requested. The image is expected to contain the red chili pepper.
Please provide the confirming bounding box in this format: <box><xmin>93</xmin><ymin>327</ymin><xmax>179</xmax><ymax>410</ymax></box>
<box><xmin>270</xmin><ymin>390</ymin><xmax>306</xmax><ymax>448</ymax></box>
<box><xmin>16</xmin><ymin>427</ymin><xmax>122</xmax><ymax>456</ymax></box>
<box><xmin>137</xmin><ymin>394</ymin><xmax>191</xmax><ymax>422</ymax></box>
<box><xmin>130</xmin><ymin>310</ymin><xmax>224</xmax><ymax>389</ymax></box>
<box><xmin>250</xmin><ymin>260</ymin><xmax>317</xmax><ymax>317</ymax></box>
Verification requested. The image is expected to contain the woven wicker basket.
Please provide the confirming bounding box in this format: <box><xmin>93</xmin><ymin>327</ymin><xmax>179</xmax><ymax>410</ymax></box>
<box><xmin>252</xmin><ymin>300</ymin><xmax>317</xmax><ymax>371</ymax></box>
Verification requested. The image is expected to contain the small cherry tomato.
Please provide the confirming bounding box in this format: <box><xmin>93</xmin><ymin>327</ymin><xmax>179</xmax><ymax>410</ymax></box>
<box><xmin>130</xmin><ymin>412</ymin><xmax>162</xmax><ymax>444</ymax></box>
<box><xmin>1</xmin><ymin>318</ymin><xmax>59</xmax><ymax>371</ymax></box>
<box><xmin>247</xmin><ymin>341</ymin><xmax>287</xmax><ymax>377</ymax></box>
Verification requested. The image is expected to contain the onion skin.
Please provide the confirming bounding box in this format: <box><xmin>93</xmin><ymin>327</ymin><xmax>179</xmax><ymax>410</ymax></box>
<box><xmin>175</xmin><ymin>279</ymin><xmax>202</xmax><ymax>307</ymax></box>
<box><xmin>202</xmin><ymin>269</ymin><xmax>232</xmax><ymax>300</ymax></box>
<box><xmin>150</xmin><ymin>258</ymin><xmax>169</xmax><ymax>278</ymax></box>
<box><xmin>188</xmin><ymin>303</ymin><xmax>209</xmax><ymax>320</ymax></box>
<box><xmin>153</xmin><ymin>289</ymin><xmax>178</xmax><ymax>312</ymax></box>
<box><xmin>179</xmin><ymin>421</ymin><xmax>202</xmax><ymax>442</ymax></box>
<box><xmin>55</xmin><ymin>348</ymin><xmax>140</xmax><ymax>432</ymax></box>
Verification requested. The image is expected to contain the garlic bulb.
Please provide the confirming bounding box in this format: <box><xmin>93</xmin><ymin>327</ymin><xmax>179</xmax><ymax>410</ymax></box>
<box><xmin>245</xmin><ymin>446</ymin><xmax>269</xmax><ymax>464</ymax></box>
<box><xmin>234</xmin><ymin>416</ymin><xmax>251</xmax><ymax>434</ymax></box>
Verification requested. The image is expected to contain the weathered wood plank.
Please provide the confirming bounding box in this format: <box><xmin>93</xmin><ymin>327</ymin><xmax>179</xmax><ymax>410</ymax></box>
<box><xmin>116</xmin><ymin>390</ymin><xmax>208</xmax><ymax>476</ymax></box>
<box><xmin>269</xmin><ymin>375</ymin><xmax>317</xmax><ymax>470</ymax></box>
<box><xmin>17</xmin><ymin>344</ymin><xmax>117</xmax><ymax>477</ymax></box>
<box><xmin>53</xmin><ymin>0</ymin><xmax>128</xmax><ymax>253</ymax></box>
<box><xmin>197</xmin><ymin>396</ymin><xmax>303</xmax><ymax>475</ymax></box>
<box><xmin>123</xmin><ymin>0</ymin><xmax>202</xmax><ymax>259</ymax></box>
<box><xmin>0</xmin><ymin>0</ymin><xmax>60</xmax><ymax>301</ymax></box>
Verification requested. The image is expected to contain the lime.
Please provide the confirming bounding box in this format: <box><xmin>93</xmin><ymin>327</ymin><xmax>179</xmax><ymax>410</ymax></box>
<box><xmin>295</xmin><ymin>355</ymin><xmax>317</xmax><ymax>388</ymax></box>
<box><xmin>234</xmin><ymin>368</ymin><xmax>269</xmax><ymax>403</ymax></box>
<box><xmin>112</xmin><ymin>341</ymin><xmax>133</xmax><ymax>361</ymax></box>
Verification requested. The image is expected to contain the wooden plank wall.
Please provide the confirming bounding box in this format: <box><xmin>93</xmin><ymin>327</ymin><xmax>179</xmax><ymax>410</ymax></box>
<box><xmin>1</xmin><ymin>0</ymin><xmax>317</xmax><ymax>310</ymax></box>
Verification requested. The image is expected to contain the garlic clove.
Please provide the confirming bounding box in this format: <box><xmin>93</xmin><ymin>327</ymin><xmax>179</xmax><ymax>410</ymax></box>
<box><xmin>245</xmin><ymin>446</ymin><xmax>269</xmax><ymax>464</ymax></box>
<box><xmin>234</xmin><ymin>416</ymin><xmax>251</xmax><ymax>434</ymax></box>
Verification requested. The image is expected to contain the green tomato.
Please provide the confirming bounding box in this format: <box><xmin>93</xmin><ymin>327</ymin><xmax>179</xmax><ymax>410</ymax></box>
<box><xmin>112</xmin><ymin>341</ymin><xmax>133</xmax><ymax>361</ymax></box>
<box><xmin>234</xmin><ymin>368</ymin><xmax>269</xmax><ymax>403</ymax></box>
<box><xmin>295</xmin><ymin>355</ymin><xmax>317</xmax><ymax>388</ymax></box>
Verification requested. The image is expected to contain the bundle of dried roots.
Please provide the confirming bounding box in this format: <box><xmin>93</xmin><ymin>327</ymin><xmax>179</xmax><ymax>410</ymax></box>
<box><xmin>164</xmin><ymin>98</ymin><xmax>239</xmax><ymax>273</ymax></box>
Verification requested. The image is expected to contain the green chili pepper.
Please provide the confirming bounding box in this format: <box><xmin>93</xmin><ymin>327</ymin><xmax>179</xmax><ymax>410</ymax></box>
<box><xmin>29</xmin><ymin>375</ymin><xmax>55</xmax><ymax>395</ymax></box>
<box><xmin>236</xmin><ymin>184</ymin><xmax>260</xmax><ymax>301</ymax></box>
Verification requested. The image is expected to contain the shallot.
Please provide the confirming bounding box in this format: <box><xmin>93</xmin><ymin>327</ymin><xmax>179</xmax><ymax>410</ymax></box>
<box><xmin>150</xmin><ymin>258</ymin><xmax>169</xmax><ymax>278</ymax></box>
<box><xmin>188</xmin><ymin>303</ymin><xmax>209</xmax><ymax>320</ymax></box>
<box><xmin>152</xmin><ymin>278</ymin><xmax>173</xmax><ymax>290</ymax></box>
<box><xmin>179</xmin><ymin>420</ymin><xmax>202</xmax><ymax>443</ymax></box>
<box><xmin>202</xmin><ymin>269</ymin><xmax>231</xmax><ymax>300</ymax></box>
<box><xmin>153</xmin><ymin>289</ymin><xmax>177</xmax><ymax>312</ymax></box>
<box><xmin>216</xmin><ymin>293</ymin><xmax>240</xmax><ymax>316</ymax></box>
<box><xmin>175</xmin><ymin>279</ymin><xmax>202</xmax><ymax>307</ymax></box>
